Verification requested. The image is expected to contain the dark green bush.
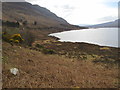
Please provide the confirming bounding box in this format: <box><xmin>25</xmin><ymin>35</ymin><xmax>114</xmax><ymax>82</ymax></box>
<box><xmin>2</xmin><ymin>34</ymin><xmax>11</xmax><ymax>42</ymax></box>
<box><xmin>42</xmin><ymin>49</ymin><xmax>56</xmax><ymax>54</ymax></box>
<box><xmin>2</xmin><ymin>21</ymin><xmax>19</xmax><ymax>27</ymax></box>
<box><xmin>35</xmin><ymin>44</ymin><xmax>44</xmax><ymax>49</ymax></box>
<box><xmin>22</xmin><ymin>21</ymin><xmax>27</xmax><ymax>26</ymax></box>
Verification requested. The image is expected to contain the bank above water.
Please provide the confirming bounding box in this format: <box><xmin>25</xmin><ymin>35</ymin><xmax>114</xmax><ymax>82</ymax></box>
<box><xmin>49</xmin><ymin>28</ymin><xmax>119</xmax><ymax>48</ymax></box>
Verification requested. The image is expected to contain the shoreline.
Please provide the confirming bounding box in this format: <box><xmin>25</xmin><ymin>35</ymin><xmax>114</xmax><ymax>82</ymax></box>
<box><xmin>33</xmin><ymin>28</ymin><xmax>119</xmax><ymax>65</ymax></box>
<box><xmin>48</xmin><ymin>29</ymin><xmax>119</xmax><ymax>49</ymax></box>
<box><xmin>49</xmin><ymin>35</ymin><xmax>118</xmax><ymax>49</ymax></box>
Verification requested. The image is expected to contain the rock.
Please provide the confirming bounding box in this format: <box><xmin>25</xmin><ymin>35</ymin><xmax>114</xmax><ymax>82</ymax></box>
<box><xmin>10</xmin><ymin>68</ymin><xmax>19</xmax><ymax>75</ymax></box>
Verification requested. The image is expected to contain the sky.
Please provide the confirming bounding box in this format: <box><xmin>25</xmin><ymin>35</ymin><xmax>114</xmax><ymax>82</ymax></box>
<box><xmin>26</xmin><ymin>0</ymin><xmax>119</xmax><ymax>25</ymax></box>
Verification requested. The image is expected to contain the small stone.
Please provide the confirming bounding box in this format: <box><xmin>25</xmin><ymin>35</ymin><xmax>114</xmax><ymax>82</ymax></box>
<box><xmin>10</xmin><ymin>68</ymin><xmax>19</xmax><ymax>75</ymax></box>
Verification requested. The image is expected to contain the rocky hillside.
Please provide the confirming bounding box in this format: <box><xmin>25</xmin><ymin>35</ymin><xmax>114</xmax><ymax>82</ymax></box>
<box><xmin>2</xmin><ymin>2</ymin><xmax>81</xmax><ymax>29</ymax></box>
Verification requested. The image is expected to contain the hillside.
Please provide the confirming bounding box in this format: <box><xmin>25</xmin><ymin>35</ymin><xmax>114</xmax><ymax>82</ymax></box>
<box><xmin>3</xmin><ymin>41</ymin><xmax>118</xmax><ymax>88</ymax></box>
<box><xmin>88</xmin><ymin>19</ymin><xmax>119</xmax><ymax>28</ymax></box>
<box><xmin>2</xmin><ymin>2</ymin><xmax>81</xmax><ymax>30</ymax></box>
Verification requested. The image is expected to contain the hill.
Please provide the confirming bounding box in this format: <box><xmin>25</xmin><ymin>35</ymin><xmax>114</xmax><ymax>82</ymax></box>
<box><xmin>2</xmin><ymin>2</ymin><xmax>82</xmax><ymax>30</ymax></box>
<box><xmin>88</xmin><ymin>19</ymin><xmax>119</xmax><ymax>28</ymax></box>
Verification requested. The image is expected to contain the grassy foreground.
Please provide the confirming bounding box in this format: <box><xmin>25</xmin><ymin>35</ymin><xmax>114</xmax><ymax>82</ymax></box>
<box><xmin>2</xmin><ymin>27</ymin><xmax>119</xmax><ymax>88</ymax></box>
<box><xmin>3</xmin><ymin>41</ymin><xmax>119</xmax><ymax>88</ymax></box>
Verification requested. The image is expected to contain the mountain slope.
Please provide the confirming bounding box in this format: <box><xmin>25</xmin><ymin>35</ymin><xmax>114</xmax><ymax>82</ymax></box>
<box><xmin>88</xmin><ymin>19</ymin><xmax>119</xmax><ymax>28</ymax></box>
<box><xmin>2</xmin><ymin>2</ymin><xmax>80</xmax><ymax>29</ymax></box>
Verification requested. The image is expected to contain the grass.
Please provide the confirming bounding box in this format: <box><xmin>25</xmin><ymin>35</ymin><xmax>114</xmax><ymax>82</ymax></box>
<box><xmin>35</xmin><ymin>43</ymin><xmax>56</xmax><ymax>54</ymax></box>
<box><xmin>3</xmin><ymin>42</ymin><xmax>118</xmax><ymax>88</ymax></box>
<box><xmin>93</xmin><ymin>57</ymin><xmax>116</xmax><ymax>64</ymax></box>
<box><xmin>2</xmin><ymin>25</ymin><xmax>119</xmax><ymax>88</ymax></box>
<box><xmin>2</xmin><ymin>56</ymin><xmax>8</xmax><ymax>63</ymax></box>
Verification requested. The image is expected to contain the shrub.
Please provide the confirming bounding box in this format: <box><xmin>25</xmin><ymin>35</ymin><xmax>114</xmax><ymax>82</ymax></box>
<box><xmin>2</xmin><ymin>21</ymin><xmax>20</xmax><ymax>27</ymax></box>
<box><xmin>42</xmin><ymin>49</ymin><xmax>56</xmax><ymax>54</ymax></box>
<box><xmin>2</xmin><ymin>34</ymin><xmax>11</xmax><ymax>42</ymax></box>
<box><xmin>35</xmin><ymin>44</ymin><xmax>44</xmax><ymax>49</ymax></box>
<box><xmin>22</xmin><ymin>21</ymin><xmax>27</xmax><ymax>26</ymax></box>
<box><xmin>14</xmin><ymin>40</ymin><xmax>19</xmax><ymax>43</ymax></box>
<box><xmin>9</xmin><ymin>39</ymin><xmax>14</xmax><ymax>42</ymax></box>
<box><xmin>2</xmin><ymin>33</ymin><xmax>24</xmax><ymax>43</ymax></box>
<box><xmin>21</xmin><ymin>30</ymin><xmax>35</xmax><ymax>46</ymax></box>
<box><xmin>11</xmin><ymin>34</ymin><xmax>24</xmax><ymax>43</ymax></box>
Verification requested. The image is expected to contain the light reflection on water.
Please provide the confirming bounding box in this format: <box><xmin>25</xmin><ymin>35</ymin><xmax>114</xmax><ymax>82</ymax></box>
<box><xmin>49</xmin><ymin>28</ymin><xmax>119</xmax><ymax>48</ymax></box>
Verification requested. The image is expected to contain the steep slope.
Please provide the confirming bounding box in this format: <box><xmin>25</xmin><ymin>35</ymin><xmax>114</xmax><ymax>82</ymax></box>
<box><xmin>88</xmin><ymin>19</ymin><xmax>119</xmax><ymax>28</ymax></box>
<box><xmin>2</xmin><ymin>2</ymin><xmax>80</xmax><ymax>29</ymax></box>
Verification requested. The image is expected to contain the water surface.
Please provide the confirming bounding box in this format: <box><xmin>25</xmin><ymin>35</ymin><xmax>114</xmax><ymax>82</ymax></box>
<box><xmin>49</xmin><ymin>28</ymin><xmax>118</xmax><ymax>47</ymax></box>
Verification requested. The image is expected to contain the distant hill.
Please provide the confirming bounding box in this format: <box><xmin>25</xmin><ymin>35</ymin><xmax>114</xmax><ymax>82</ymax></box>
<box><xmin>88</xmin><ymin>19</ymin><xmax>119</xmax><ymax>28</ymax></box>
<box><xmin>2</xmin><ymin>2</ymin><xmax>83</xmax><ymax>30</ymax></box>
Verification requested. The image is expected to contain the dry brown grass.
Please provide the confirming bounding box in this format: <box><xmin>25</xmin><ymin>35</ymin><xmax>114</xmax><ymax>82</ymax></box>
<box><xmin>2</xmin><ymin>42</ymin><xmax>119</xmax><ymax>88</ymax></box>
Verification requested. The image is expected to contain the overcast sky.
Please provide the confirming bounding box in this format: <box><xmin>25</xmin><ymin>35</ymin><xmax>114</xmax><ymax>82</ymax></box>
<box><xmin>26</xmin><ymin>0</ymin><xmax>119</xmax><ymax>25</ymax></box>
